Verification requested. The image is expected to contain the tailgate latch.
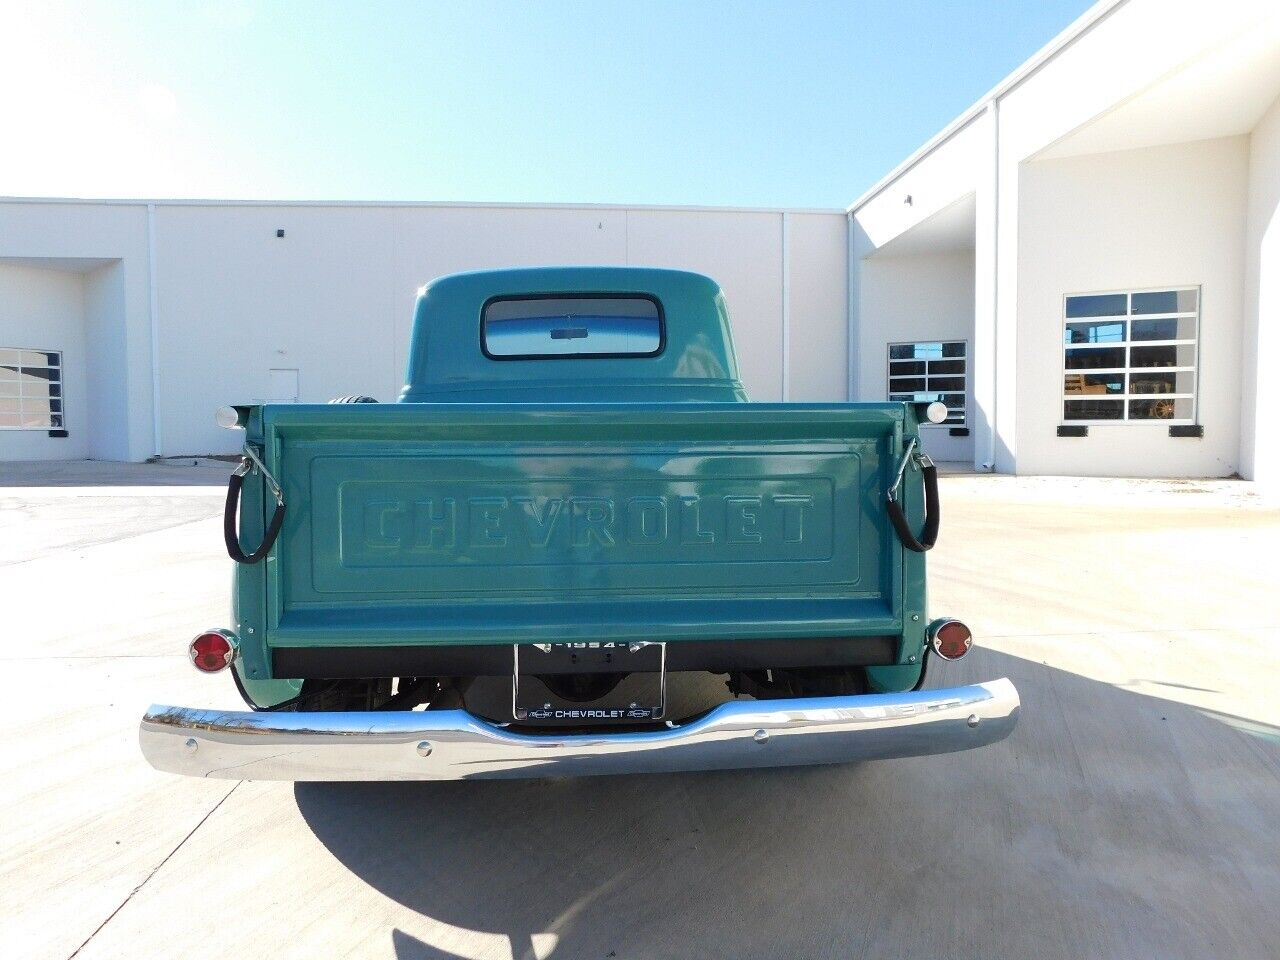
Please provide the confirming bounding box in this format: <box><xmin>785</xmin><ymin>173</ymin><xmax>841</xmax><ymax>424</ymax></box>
<box><xmin>224</xmin><ymin>445</ymin><xmax>286</xmax><ymax>565</ymax></box>
<box><xmin>886</xmin><ymin>437</ymin><xmax>940</xmax><ymax>553</ymax></box>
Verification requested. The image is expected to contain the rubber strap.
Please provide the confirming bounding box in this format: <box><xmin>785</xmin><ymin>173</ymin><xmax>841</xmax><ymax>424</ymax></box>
<box><xmin>224</xmin><ymin>464</ymin><xmax>285</xmax><ymax>564</ymax></box>
<box><xmin>886</xmin><ymin>460</ymin><xmax>940</xmax><ymax>553</ymax></box>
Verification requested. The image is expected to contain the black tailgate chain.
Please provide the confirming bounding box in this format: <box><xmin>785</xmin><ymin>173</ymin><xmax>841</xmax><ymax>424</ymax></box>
<box><xmin>886</xmin><ymin>436</ymin><xmax>940</xmax><ymax>553</ymax></box>
<box><xmin>224</xmin><ymin>445</ymin><xmax>286</xmax><ymax>565</ymax></box>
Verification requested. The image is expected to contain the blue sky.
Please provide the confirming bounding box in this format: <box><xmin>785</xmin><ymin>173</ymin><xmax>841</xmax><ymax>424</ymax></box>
<box><xmin>2</xmin><ymin>1</ymin><xmax>1095</xmax><ymax>207</ymax></box>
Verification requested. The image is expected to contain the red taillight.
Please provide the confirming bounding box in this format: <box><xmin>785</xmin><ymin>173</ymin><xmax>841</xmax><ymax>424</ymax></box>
<box><xmin>190</xmin><ymin>631</ymin><xmax>235</xmax><ymax>673</ymax></box>
<box><xmin>931</xmin><ymin>620</ymin><xmax>972</xmax><ymax>660</ymax></box>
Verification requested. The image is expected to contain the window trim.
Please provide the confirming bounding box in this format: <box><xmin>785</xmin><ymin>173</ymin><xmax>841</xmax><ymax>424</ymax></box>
<box><xmin>0</xmin><ymin>347</ymin><xmax>65</xmax><ymax>432</ymax></box>
<box><xmin>1059</xmin><ymin>285</ymin><xmax>1200</xmax><ymax>427</ymax></box>
<box><xmin>886</xmin><ymin>339</ymin><xmax>968</xmax><ymax>428</ymax></box>
<box><xmin>480</xmin><ymin>292</ymin><xmax>667</xmax><ymax>361</ymax></box>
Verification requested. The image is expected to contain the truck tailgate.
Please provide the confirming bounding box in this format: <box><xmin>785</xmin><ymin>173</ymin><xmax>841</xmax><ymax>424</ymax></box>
<box><xmin>248</xmin><ymin>403</ymin><xmax>920</xmax><ymax>652</ymax></box>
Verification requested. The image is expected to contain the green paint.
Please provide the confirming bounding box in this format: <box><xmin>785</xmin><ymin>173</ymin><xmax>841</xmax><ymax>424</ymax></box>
<box><xmin>232</xmin><ymin>267</ymin><xmax>936</xmax><ymax>695</ymax></box>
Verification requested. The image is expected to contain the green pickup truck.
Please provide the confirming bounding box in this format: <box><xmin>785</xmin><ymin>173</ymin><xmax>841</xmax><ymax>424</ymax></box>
<box><xmin>140</xmin><ymin>266</ymin><xmax>1018</xmax><ymax>780</ymax></box>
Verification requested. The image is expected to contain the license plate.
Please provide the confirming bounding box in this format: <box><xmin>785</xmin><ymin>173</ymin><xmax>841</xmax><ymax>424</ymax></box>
<box><xmin>513</xmin><ymin>642</ymin><xmax>666</xmax><ymax>723</ymax></box>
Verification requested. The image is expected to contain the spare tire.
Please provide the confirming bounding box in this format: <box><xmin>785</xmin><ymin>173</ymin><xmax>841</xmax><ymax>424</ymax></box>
<box><xmin>328</xmin><ymin>395</ymin><xmax>378</xmax><ymax>404</ymax></box>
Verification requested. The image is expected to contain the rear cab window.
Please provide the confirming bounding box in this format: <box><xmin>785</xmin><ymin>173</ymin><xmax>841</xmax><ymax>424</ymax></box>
<box><xmin>482</xmin><ymin>295</ymin><xmax>664</xmax><ymax>359</ymax></box>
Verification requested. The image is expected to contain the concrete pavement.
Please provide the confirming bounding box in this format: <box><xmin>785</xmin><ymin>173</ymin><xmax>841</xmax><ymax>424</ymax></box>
<box><xmin>2</xmin><ymin>464</ymin><xmax>1278</xmax><ymax>960</ymax></box>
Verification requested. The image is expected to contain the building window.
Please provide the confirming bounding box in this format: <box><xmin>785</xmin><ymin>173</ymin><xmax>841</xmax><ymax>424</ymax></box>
<box><xmin>887</xmin><ymin>341</ymin><xmax>966</xmax><ymax>425</ymax></box>
<box><xmin>1062</xmin><ymin>288</ymin><xmax>1198</xmax><ymax>424</ymax></box>
<box><xmin>0</xmin><ymin>348</ymin><xmax>64</xmax><ymax>431</ymax></box>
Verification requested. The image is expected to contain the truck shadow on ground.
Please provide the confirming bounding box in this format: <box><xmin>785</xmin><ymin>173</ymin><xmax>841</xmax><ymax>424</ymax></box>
<box><xmin>293</xmin><ymin>649</ymin><xmax>1280</xmax><ymax>960</ymax></box>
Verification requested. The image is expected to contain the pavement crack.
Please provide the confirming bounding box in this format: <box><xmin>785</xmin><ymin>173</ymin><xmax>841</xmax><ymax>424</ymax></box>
<box><xmin>65</xmin><ymin>781</ymin><xmax>241</xmax><ymax>959</ymax></box>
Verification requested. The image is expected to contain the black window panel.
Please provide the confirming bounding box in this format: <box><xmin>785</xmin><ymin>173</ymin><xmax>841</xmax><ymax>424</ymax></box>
<box><xmin>1129</xmin><ymin>371</ymin><xmax>1193</xmax><ymax>395</ymax></box>
<box><xmin>1064</xmin><ymin>399</ymin><xmax>1123</xmax><ymax>420</ymax></box>
<box><xmin>1064</xmin><ymin>373</ymin><xmax>1123</xmax><ymax>395</ymax></box>
<box><xmin>1065</xmin><ymin>320</ymin><xmax>1126</xmax><ymax>344</ymax></box>
<box><xmin>1131</xmin><ymin>316</ymin><xmax>1196</xmax><ymax>341</ymax></box>
<box><xmin>889</xmin><ymin>377</ymin><xmax>926</xmax><ymax>391</ymax></box>
<box><xmin>928</xmin><ymin>376</ymin><xmax>965</xmax><ymax>391</ymax></box>
<box><xmin>888</xmin><ymin>360</ymin><xmax>926</xmax><ymax>376</ymax></box>
<box><xmin>1130</xmin><ymin>345</ymin><xmax>1195</xmax><ymax>368</ymax></box>
<box><xmin>928</xmin><ymin>359</ymin><xmax>964</xmax><ymax>374</ymax></box>
<box><xmin>1065</xmin><ymin>294</ymin><xmax>1127</xmax><ymax>318</ymax></box>
<box><xmin>1128</xmin><ymin>398</ymin><xmax>1180</xmax><ymax>420</ymax></box>
<box><xmin>942</xmin><ymin>342</ymin><xmax>965</xmax><ymax>357</ymax></box>
<box><xmin>1128</xmin><ymin>318</ymin><xmax>1178</xmax><ymax>341</ymax></box>
<box><xmin>1065</xmin><ymin>347</ymin><xmax>1125</xmax><ymax>370</ymax></box>
<box><xmin>1131</xmin><ymin>290</ymin><xmax>1196</xmax><ymax>315</ymax></box>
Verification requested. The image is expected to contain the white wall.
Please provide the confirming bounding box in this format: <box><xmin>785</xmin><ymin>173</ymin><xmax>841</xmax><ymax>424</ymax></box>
<box><xmin>1242</xmin><ymin>93</ymin><xmax>1280</xmax><ymax>483</ymax></box>
<box><xmin>854</xmin><ymin>249</ymin><xmax>976</xmax><ymax>463</ymax></box>
<box><xmin>852</xmin><ymin>117</ymin><xmax>986</xmax><ymax>252</ymax></box>
<box><xmin>0</xmin><ymin>263</ymin><xmax>88</xmax><ymax>460</ymax></box>
<box><xmin>82</xmin><ymin>261</ymin><xmax>131</xmax><ymax>460</ymax></box>
<box><xmin>153</xmin><ymin>205</ymin><xmax>401</xmax><ymax>457</ymax></box>
<box><xmin>785</xmin><ymin>213</ymin><xmax>849</xmax><ymax>401</ymax></box>
<box><xmin>849</xmin><ymin>0</ymin><xmax>1280</xmax><ymax>476</ymax></box>
<box><xmin>151</xmin><ymin>204</ymin><xmax>846</xmax><ymax>456</ymax></box>
<box><xmin>1016</xmin><ymin>136</ymin><xmax>1249</xmax><ymax>477</ymax></box>
<box><xmin>0</xmin><ymin>200</ymin><xmax>846</xmax><ymax>461</ymax></box>
<box><xmin>626</xmin><ymin>209</ymin><xmax>785</xmax><ymax>401</ymax></box>
<box><xmin>0</xmin><ymin>202</ymin><xmax>153</xmax><ymax>461</ymax></box>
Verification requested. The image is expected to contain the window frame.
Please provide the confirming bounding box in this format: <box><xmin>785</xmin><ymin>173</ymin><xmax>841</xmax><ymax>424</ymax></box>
<box><xmin>1059</xmin><ymin>285</ymin><xmax>1200</xmax><ymax>427</ymax></box>
<box><xmin>0</xmin><ymin>347</ymin><xmax>65</xmax><ymax>432</ymax></box>
<box><xmin>480</xmin><ymin>292</ymin><xmax>667</xmax><ymax>361</ymax></box>
<box><xmin>886</xmin><ymin>339</ymin><xmax>968</xmax><ymax>427</ymax></box>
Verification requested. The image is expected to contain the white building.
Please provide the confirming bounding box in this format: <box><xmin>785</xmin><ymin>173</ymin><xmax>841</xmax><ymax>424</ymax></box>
<box><xmin>2</xmin><ymin>0</ymin><xmax>1279</xmax><ymax>482</ymax></box>
<box><xmin>0</xmin><ymin>202</ymin><xmax>848</xmax><ymax>462</ymax></box>
<box><xmin>850</xmin><ymin>0</ymin><xmax>1280</xmax><ymax>480</ymax></box>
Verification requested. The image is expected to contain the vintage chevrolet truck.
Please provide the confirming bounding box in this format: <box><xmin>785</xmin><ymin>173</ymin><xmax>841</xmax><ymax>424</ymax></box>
<box><xmin>140</xmin><ymin>266</ymin><xmax>1018</xmax><ymax>780</ymax></box>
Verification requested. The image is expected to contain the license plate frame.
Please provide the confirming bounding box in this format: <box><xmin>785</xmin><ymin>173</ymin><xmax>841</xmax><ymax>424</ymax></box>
<box><xmin>512</xmin><ymin>642</ymin><xmax>666</xmax><ymax>723</ymax></box>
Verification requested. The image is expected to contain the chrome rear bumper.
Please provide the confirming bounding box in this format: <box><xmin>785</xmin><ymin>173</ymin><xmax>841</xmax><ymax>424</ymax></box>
<box><xmin>139</xmin><ymin>678</ymin><xmax>1019</xmax><ymax>781</ymax></box>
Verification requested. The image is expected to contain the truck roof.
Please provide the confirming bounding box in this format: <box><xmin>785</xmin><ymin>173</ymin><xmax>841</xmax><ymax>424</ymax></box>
<box><xmin>400</xmin><ymin>266</ymin><xmax>747</xmax><ymax>402</ymax></box>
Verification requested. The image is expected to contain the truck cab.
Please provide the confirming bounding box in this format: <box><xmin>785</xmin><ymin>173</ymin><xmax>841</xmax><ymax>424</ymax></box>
<box><xmin>141</xmin><ymin>266</ymin><xmax>1018</xmax><ymax>781</ymax></box>
<box><xmin>403</xmin><ymin>267</ymin><xmax>746</xmax><ymax>403</ymax></box>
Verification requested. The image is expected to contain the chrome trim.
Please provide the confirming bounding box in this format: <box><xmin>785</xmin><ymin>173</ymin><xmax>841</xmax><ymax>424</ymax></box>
<box><xmin>240</xmin><ymin>443</ymin><xmax>283</xmax><ymax>506</ymax></box>
<box><xmin>139</xmin><ymin>678</ymin><xmax>1019</xmax><ymax>781</ymax></box>
<box><xmin>887</xmin><ymin>435</ymin><xmax>918</xmax><ymax>503</ymax></box>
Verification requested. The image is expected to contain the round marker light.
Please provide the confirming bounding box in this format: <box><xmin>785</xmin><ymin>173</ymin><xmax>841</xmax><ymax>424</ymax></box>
<box><xmin>925</xmin><ymin>401</ymin><xmax>949</xmax><ymax>424</ymax></box>
<box><xmin>214</xmin><ymin>406</ymin><xmax>244</xmax><ymax>430</ymax></box>
<box><xmin>930</xmin><ymin>620</ymin><xmax>973</xmax><ymax>661</ymax></box>
<box><xmin>190</xmin><ymin>631</ymin><xmax>236</xmax><ymax>673</ymax></box>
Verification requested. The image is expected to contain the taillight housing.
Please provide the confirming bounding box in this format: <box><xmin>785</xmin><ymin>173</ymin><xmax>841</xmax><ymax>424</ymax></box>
<box><xmin>189</xmin><ymin>630</ymin><xmax>237</xmax><ymax>673</ymax></box>
<box><xmin>928</xmin><ymin>619</ymin><xmax>972</xmax><ymax>661</ymax></box>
